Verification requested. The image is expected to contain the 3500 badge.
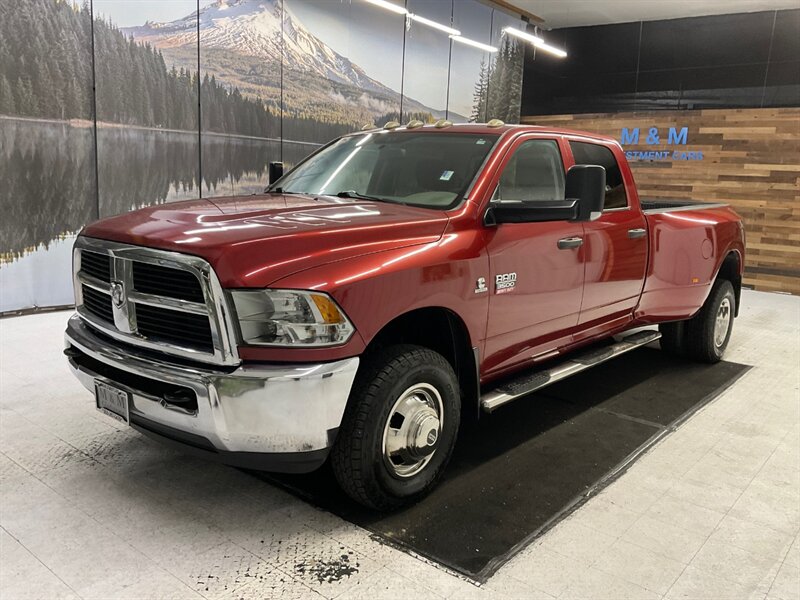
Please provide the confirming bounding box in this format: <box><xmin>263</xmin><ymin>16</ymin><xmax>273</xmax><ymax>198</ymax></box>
<box><xmin>495</xmin><ymin>272</ymin><xmax>517</xmax><ymax>294</ymax></box>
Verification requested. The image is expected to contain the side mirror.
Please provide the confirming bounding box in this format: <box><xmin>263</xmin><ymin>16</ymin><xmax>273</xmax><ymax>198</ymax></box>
<box><xmin>487</xmin><ymin>199</ymin><xmax>579</xmax><ymax>225</ymax></box>
<box><xmin>485</xmin><ymin>164</ymin><xmax>607</xmax><ymax>225</ymax></box>
<box><xmin>565</xmin><ymin>164</ymin><xmax>605</xmax><ymax>222</ymax></box>
<box><xmin>268</xmin><ymin>161</ymin><xmax>284</xmax><ymax>185</ymax></box>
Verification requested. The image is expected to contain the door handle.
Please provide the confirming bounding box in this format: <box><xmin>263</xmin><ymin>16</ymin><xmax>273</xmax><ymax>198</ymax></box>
<box><xmin>628</xmin><ymin>228</ymin><xmax>647</xmax><ymax>239</ymax></box>
<box><xmin>557</xmin><ymin>236</ymin><xmax>584</xmax><ymax>250</ymax></box>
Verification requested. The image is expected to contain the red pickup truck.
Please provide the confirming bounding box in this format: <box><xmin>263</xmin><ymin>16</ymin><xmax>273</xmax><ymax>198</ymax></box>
<box><xmin>65</xmin><ymin>122</ymin><xmax>745</xmax><ymax>509</ymax></box>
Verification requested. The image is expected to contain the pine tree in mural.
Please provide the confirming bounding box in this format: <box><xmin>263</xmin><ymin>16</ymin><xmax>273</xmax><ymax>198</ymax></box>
<box><xmin>470</xmin><ymin>36</ymin><xmax>524</xmax><ymax>124</ymax></box>
<box><xmin>0</xmin><ymin>75</ymin><xmax>15</xmax><ymax>114</ymax></box>
<box><xmin>0</xmin><ymin>0</ymin><xmax>93</xmax><ymax>120</ymax></box>
<box><xmin>15</xmin><ymin>77</ymin><xmax>36</xmax><ymax>117</ymax></box>
<box><xmin>470</xmin><ymin>59</ymin><xmax>489</xmax><ymax>123</ymax></box>
<box><xmin>378</xmin><ymin>110</ymin><xmax>436</xmax><ymax>127</ymax></box>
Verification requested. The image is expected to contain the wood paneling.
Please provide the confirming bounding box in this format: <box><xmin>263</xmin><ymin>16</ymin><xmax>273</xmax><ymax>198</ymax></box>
<box><xmin>522</xmin><ymin>108</ymin><xmax>800</xmax><ymax>294</ymax></box>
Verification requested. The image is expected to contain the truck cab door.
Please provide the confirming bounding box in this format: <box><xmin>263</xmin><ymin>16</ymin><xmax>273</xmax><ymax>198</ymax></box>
<box><xmin>482</xmin><ymin>136</ymin><xmax>585</xmax><ymax>377</ymax></box>
<box><xmin>567</xmin><ymin>140</ymin><xmax>648</xmax><ymax>338</ymax></box>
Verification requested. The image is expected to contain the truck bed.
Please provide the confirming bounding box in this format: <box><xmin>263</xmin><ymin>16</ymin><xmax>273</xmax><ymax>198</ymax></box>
<box><xmin>641</xmin><ymin>198</ymin><xmax>727</xmax><ymax>213</ymax></box>
<box><xmin>637</xmin><ymin>198</ymin><xmax>743</xmax><ymax>319</ymax></box>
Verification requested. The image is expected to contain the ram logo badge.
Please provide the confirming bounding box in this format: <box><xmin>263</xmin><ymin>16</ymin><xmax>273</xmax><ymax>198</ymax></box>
<box><xmin>475</xmin><ymin>277</ymin><xmax>488</xmax><ymax>294</ymax></box>
<box><xmin>110</xmin><ymin>281</ymin><xmax>125</xmax><ymax>308</ymax></box>
<box><xmin>495</xmin><ymin>272</ymin><xmax>517</xmax><ymax>294</ymax></box>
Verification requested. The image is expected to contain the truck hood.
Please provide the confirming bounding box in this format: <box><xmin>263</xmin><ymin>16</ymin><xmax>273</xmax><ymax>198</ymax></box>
<box><xmin>82</xmin><ymin>193</ymin><xmax>450</xmax><ymax>287</ymax></box>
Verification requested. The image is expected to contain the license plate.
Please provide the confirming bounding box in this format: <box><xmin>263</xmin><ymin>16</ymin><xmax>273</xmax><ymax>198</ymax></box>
<box><xmin>95</xmin><ymin>380</ymin><xmax>130</xmax><ymax>424</ymax></box>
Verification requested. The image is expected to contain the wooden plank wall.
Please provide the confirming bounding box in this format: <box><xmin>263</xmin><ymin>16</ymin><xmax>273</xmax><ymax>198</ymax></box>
<box><xmin>522</xmin><ymin>108</ymin><xmax>800</xmax><ymax>294</ymax></box>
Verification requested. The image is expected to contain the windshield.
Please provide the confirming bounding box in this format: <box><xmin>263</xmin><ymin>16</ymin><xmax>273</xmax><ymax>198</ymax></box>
<box><xmin>273</xmin><ymin>131</ymin><xmax>499</xmax><ymax>209</ymax></box>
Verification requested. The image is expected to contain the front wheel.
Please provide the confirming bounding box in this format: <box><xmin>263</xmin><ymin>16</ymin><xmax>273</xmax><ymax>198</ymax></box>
<box><xmin>330</xmin><ymin>345</ymin><xmax>461</xmax><ymax>510</ymax></box>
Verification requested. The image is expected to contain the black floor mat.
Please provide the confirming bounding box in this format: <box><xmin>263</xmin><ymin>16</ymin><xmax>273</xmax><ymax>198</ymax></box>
<box><xmin>257</xmin><ymin>348</ymin><xmax>750</xmax><ymax>581</ymax></box>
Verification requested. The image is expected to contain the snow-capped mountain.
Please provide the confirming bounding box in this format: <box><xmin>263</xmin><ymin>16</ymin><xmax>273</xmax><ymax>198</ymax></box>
<box><xmin>123</xmin><ymin>0</ymin><xmax>394</xmax><ymax>96</ymax></box>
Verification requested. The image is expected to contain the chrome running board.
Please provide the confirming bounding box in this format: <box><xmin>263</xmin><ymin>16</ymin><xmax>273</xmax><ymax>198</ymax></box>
<box><xmin>480</xmin><ymin>330</ymin><xmax>662</xmax><ymax>413</ymax></box>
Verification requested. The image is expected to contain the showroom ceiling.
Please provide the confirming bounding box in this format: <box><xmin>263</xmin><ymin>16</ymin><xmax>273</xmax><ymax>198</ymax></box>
<box><xmin>509</xmin><ymin>0</ymin><xmax>800</xmax><ymax>28</ymax></box>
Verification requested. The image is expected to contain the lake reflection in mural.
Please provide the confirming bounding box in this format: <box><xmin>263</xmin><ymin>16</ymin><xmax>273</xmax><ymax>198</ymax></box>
<box><xmin>0</xmin><ymin>119</ymin><xmax>96</xmax><ymax>263</ymax></box>
<box><xmin>0</xmin><ymin>117</ymin><xmax>316</xmax><ymax>312</ymax></box>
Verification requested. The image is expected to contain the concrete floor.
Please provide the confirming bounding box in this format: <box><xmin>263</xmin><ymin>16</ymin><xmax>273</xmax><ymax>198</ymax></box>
<box><xmin>0</xmin><ymin>289</ymin><xmax>798</xmax><ymax>600</ymax></box>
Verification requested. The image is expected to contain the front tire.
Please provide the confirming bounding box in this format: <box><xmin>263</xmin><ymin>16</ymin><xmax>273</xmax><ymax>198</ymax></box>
<box><xmin>331</xmin><ymin>344</ymin><xmax>460</xmax><ymax>510</ymax></box>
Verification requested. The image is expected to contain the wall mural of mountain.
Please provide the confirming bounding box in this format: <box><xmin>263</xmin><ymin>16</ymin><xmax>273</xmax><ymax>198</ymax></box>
<box><xmin>122</xmin><ymin>0</ymin><xmax>459</xmax><ymax>132</ymax></box>
<box><xmin>0</xmin><ymin>0</ymin><xmax>524</xmax><ymax>313</ymax></box>
<box><xmin>129</xmin><ymin>0</ymin><xmax>390</xmax><ymax>93</ymax></box>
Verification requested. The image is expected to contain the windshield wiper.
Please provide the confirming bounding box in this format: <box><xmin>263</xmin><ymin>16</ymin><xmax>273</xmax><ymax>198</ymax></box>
<box><xmin>335</xmin><ymin>190</ymin><xmax>400</xmax><ymax>204</ymax></box>
<box><xmin>263</xmin><ymin>188</ymin><xmax>317</xmax><ymax>196</ymax></box>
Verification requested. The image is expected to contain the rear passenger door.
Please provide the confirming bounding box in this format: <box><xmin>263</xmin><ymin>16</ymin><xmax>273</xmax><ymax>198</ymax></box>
<box><xmin>568</xmin><ymin>140</ymin><xmax>647</xmax><ymax>332</ymax></box>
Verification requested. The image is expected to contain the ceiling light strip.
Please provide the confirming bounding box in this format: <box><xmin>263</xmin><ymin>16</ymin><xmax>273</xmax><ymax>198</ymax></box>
<box><xmin>409</xmin><ymin>13</ymin><xmax>460</xmax><ymax>36</ymax></box>
<box><xmin>449</xmin><ymin>35</ymin><xmax>498</xmax><ymax>53</ymax></box>
<box><xmin>533</xmin><ymin>40</ymin><xmax>567</xmax><ymax>58</ymax></box>
<box><xmin>503</xmin><ymin>26</ymin><xmax>567</xmax><ymax>58</ymax></box>
<box><xmin>362</xmin><ymin>0</ymin><xmax>407</xmax><ymax>16</ymax></box>
<box><xmin>362</xmin><ymin>0</ymin><xmax>499</xmax><ymax>53</ymax></box>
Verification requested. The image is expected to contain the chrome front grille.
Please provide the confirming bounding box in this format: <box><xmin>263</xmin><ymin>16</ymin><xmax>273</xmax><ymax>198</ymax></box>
<box><xmin>74</xmin><ymin>237</ymin><xmax>239</xmax><ymax>366</ymax></box>
<box><xmin>132</xmin><ymin>261</ymin><xmax>206</xmax><ymax>303</ymax></box>
<box><xmin>81</xmin><ymin>285</ymin><xmax>114</xmax><ymax>324</ymax></box>
<box><xmin>134</xmin><ymin>303</ymin><xmax>214</xmax><ymax>351</ymax></box>
<box><xmin>80</xmin><ymin>251</ymin><xmax>112</xmax><ymax>283</ymax></box>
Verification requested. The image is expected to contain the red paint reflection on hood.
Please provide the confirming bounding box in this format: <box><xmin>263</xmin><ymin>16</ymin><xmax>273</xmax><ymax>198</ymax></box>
<box><xmin>82</xmin><ymin>193</ymin><xmax>449</xmax><ymax>287</ymax></box>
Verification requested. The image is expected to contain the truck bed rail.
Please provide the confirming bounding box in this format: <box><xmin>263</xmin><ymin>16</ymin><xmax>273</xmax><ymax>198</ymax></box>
<box><xmin>641</xmin><ymin>199</ymin><xmax>728</xmax><ymax>214</ymax></box>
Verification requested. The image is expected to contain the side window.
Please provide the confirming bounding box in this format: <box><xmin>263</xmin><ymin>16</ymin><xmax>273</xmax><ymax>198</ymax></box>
<box><xmin>569</xmin><ymin>141</ymin><xmax>628</xmax><ymax>209</ymax></box>
<box><xmin>494</xmin><ymin>140</ymin><xmax>565</xmax><ymax>202</ymax></box>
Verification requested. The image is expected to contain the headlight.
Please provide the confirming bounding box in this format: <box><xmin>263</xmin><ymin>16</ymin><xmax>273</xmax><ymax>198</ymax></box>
<box><xmin>230</xmin><ymin>289</ymin><xmax>355</xmax><ymax>347</ymax></box>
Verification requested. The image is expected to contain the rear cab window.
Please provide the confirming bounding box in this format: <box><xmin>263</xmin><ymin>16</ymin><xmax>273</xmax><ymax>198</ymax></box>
<box><xmin>569</xmin><ymin>141</ymin><xmax>628</xmax><ymax>210</ymax></box>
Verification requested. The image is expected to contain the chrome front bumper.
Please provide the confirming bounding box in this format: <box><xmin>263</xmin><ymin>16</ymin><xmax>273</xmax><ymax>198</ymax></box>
<box><xmin>65</xmin><ymin>314</ymin><xmax>359</xmax><ymax>472</ymax></box>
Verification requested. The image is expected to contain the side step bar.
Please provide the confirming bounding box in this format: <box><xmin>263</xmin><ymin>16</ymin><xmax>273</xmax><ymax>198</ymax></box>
<box><xmin>480</xmin><ymin>330</ymin><xmax>662</xmax><ymax>413</ymax></box>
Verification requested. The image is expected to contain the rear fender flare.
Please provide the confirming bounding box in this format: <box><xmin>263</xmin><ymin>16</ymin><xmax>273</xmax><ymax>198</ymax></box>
<box><xmin>709</xmin><ymin>246</ymin><xmax>744</xmax><ymax>317</ymax></box>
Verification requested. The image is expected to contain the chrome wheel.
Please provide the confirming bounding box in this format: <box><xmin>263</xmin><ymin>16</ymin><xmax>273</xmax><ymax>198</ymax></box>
<box><xmin>714</xmin><ymin>297</ymin><xmax>732</xmax><ymax>348</ymax></box>
<box><xmin>382</xmin><ymin>383</ymin><xmax>444</xmax><ymax>478</ymax></box>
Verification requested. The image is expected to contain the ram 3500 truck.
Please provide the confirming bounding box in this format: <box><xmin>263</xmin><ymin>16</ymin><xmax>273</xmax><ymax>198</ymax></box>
<box><xmin>65</xmin><ymin>122</ymin><xmax>745</xmax><ymax>509</ymax></box>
